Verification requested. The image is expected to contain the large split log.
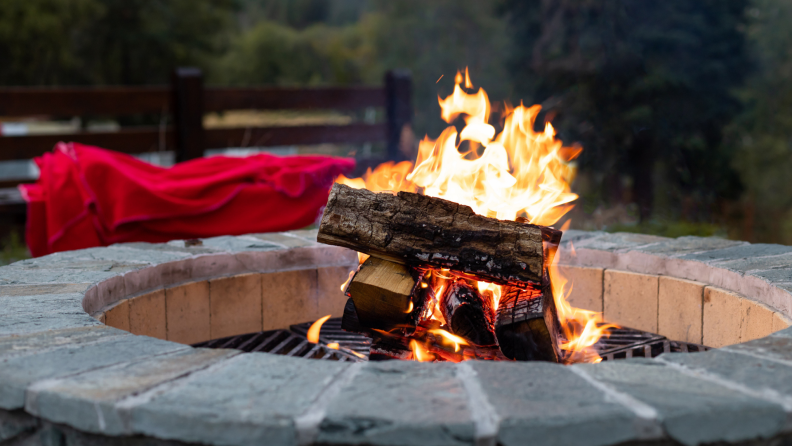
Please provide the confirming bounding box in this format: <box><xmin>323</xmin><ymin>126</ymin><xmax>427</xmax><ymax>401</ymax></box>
<box><xmin>495</xmin><ymin>279</ymin><xmax>563</xmax><ymax>362</ymax></box>
<box><xmin>318</xmin><ymin>183</ymin><xmax>562</xmax><ymax>286</ymax></box>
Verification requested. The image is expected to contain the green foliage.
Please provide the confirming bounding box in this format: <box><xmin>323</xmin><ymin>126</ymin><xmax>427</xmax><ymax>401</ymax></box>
<box><xmin>0</xmin><ymin>0</ymin><xmax>238</xmax><ymax>86</ymax></box>
<box><xmin>503</xmin><ymin>1</ymin><xmax>749</xmax><ymax>222</ymax></box>
<box><xmin>360</xmin><ymin>0</ymin><xmax>512</xmax><ymax>138</ymax></box>
<box><xmin>726</xmin><ymin>0</ymin><xmax>792</xmax><ymax>243</ymax></box>
<box><xmin>0</xmin><ymin>231</ymin><xmax>30</xmax><ymax>266</ymax></box>
<box><xmin>0</xmin><ymin>0</ymin><xmax>101</xmax><ymax>85</ymax></box>
<box><xmin>210</xmin><ymin>20</ymin><xmax>374</xmax><ymax>86</ymax></box>
<box><xmin>215</xmin><ymin>0</ymin><xmax>512</xmax><ymax>138</ymax></box>
<box><xmin>607</xmin><ymin>220</ymin><xmax>726</xmax><ymax>239</ymax></box>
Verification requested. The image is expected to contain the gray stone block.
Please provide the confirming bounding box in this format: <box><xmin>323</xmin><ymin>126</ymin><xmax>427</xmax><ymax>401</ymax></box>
<box><xmin>249</xmin><ymin>232</ymin><xmax>317</xmax><ymax>248</ymax></box>
<box><xmin>199</xmin><ymin>236</ymin><xmax>283</xmax><ymax>253</ymax></box>
<box><xmin>572</xmin><ymin>232</ymin><xmax>669</xmax><ymax>252</ymax></box>
<box><xmin>117</xmin><ymin>241</ymin><xmax>220</xmax><ymax>255</ymax></box>
<box><xmin>0</xmin><ymin>262</ymin><xmax>142</xmax><ymax>286</ymax></box>
<box><xmin>661</xmin><ymin>350</ymin><xmax>792</xmax><ymax>402</ymax></box>
<box><xmin>575</xmin><ymin>360</ymin><xmax>785</xmax><ymax>445</ymax></box>
<box><xmin>0</xmin><ymin>326</ymin><xmax>126</xmax><ymax>358</ymax></box>
<box><xmin>0</xmin><ymin>293</ymin><xmax>100</xmax><ymax>336</ymax></box>
<box><xmin>478</xmin><ymin>362</ymin><xmax>638</xmax><ymax>442</ymax></box>
<box><xmin>0</xmin><ymin>334</ymin><xmax>187</xmax><ymax>410</ymax></box>
<box><xmin>27</xmin><ymin>348</ymin><xmax>239</xmax><ymax>436</ymax></box>
<box><xmin>750</xmin><ymin>268</ymin><xmax>792</xmax><ymax>283</ymax></box>
<box><xmin>678</xmin><ymin>244</ymin><xmax>792</xmax><ymax>264</ymax></box>
<box><xmin>0</xmin><ymin>409</ymin><xmax>39</xmax><ymax>442</ymax></box>
<box><xmin>711</xmin><ymin>252</ymin><xmax>792</xmax><ymax>273</ymax></box>
<box><xmin>560</xmin><ymin>230</ymin><xmax>604</xmax><ymax>245</ymax></box>
<box><xmin>470</xmin><ymin>361</ymin><xmax>657</xmax><ymax>446</ymax></box>
<box><xmin>317</xmin><ymin>361</ymin><xmax>475</xmax><ymax>446</ymax></box>
<box><xmin>0</xmin><ymin>283</ymin><xmax>91</xmax><ymax>297</ymax></box>
<box><xmin>287</xmin><ymin>229</ymin><xmax>319</xmax><ymax>242</ymax></box>
<box><xmin>130</xmin><ymin>353</ymin><xmax>348</xmax><ymax>446</ymax></box>
<box><xmin>723</xmin><ymin>331</ymin><xmax>792</xmax><ymax>362</ymax></box>
<box><xmin>632</xmin><ymin>236</ymin><xmax>746</xmax><ymax>257</ymax></box>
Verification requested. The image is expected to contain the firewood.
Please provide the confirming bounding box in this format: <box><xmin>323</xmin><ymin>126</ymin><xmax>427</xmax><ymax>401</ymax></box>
<box><xmin>441</xmin><ymin>280</ymin><xmax>497</xmax><ymax>346</ymax></box>
<box><xmin>495</xmin><ymin>281</ymin><xmax>562</xmax><ymax>362</ymax></box>
<box><xmin>340</xmin><ymin>297</ymin><xmax>364</xmax><ymax>334</ymax></box>
<box><xmin>346</xmin><ymin>256</ymin><xmax>416</xmax><ymax>331</ymax></box>
<box><xmin>318</xmin><ymin>183</ymin><xmax>561</xmax><ymax>286</ymax></box>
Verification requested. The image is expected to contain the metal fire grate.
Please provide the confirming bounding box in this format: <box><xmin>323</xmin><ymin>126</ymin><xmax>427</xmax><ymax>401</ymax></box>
<box><xmin>596</xmin><ymin>326</ymin><xmax>710</xmax><ymax>361</ymax></box>
<box><xmin>193</xmin><ymin>318</ymin><xmax>371</xmax><ymax>362</ymax></box>
<box><xmin>194</xmin><ymin>317</ymin><xmax>710</xmax><ymax>363</ymax></box>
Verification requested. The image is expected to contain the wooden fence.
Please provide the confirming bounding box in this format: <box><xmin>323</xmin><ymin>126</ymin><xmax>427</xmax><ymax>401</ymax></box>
<box><xmin>0</xmin><ymin>68</ymin><xmax>412</xmax><ymax>183</ymax></box>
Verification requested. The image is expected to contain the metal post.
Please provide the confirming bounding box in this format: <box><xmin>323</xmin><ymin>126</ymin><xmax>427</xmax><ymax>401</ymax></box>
<box><xmin>172</xmin><ymin>68</ymin><xmax>205</xmax><ymax>162</ymax></box>
<box><xmin>385</xmin><ymin>69</ymin><xmax>412</xmax><ymax>161</ymax></box>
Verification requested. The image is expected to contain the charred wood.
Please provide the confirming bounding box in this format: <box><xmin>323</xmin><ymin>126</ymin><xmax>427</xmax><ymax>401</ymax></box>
<box><xmin>318</xmin><ymin>183</ymin><xmax>561</xmax><ymax>286</ymax></box>
<box><xmin>441</xmin><ymin>280</ymin><xmax>497</xmax><ymax>346</ymax></box>
<box><xmin>495</xmin><ymin>281</ymin><xmax>562</xmax><ymax>362</ymax></box>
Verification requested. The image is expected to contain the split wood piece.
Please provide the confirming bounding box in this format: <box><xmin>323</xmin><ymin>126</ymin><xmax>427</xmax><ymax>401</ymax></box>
<box><xmin>345</xmin><ymin>256</ymin><xmax>418</xmax><ymax>331</ymax></box>
<box><xmin>318</xmin><ymin>183</ymin><xmax>562</xmax><ymax>286</ymax></box>
<box><xmin>441</xmin><ymin>280</ymin><xmax>497</xmax><ymax>346</ymax></box>
<box><xmin>341</xmin><ymin>297</ymin><xmax>364</xmax><ymax>334</ymax></box>
<box><xmin>495</xmin><ymin>281</ymin><xmax>562</xmax><ymax>362</ymax></box>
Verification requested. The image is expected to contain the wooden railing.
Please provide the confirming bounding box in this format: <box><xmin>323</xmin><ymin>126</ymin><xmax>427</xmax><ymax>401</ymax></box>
<box><xmin>0</xmin><ymin>67</ymin><xmax>412</xmax><ymax>172</ymax></box>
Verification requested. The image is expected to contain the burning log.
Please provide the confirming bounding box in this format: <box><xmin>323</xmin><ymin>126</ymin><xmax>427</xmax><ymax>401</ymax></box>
<box><xmin>440</xmin><ymin>280</ymin><xmax>497</xmax><ymax>346</ymax></box>
<box><xmin>318</xmin><ymin>183</ymin><xmax>561</xmax><ymax>286</ymax></box>
<box><xmin>495</xmin><ymin>282</ymin><xmax>563</xmax><ymax>362</ymax></box>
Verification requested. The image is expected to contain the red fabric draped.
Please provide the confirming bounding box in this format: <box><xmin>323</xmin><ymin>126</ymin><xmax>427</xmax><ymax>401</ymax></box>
<box><xmin>20</xmin><ymin>142</ymin><xmax>354</xmax><ymax>257</ymax></box>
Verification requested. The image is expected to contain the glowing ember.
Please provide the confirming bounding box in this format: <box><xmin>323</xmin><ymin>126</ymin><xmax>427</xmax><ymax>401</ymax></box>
<box><xmin>337</xmin><ymin>69</ymin><xmax>606</xmax><ymax>362</ymax></box>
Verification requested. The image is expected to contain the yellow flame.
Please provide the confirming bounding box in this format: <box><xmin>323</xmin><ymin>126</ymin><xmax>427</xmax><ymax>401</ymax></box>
<box><xmin>335</xmin><ymin>70</ymin><xmax>611</xmax><ymax>360</ymax></box>
<box><xmin>340</xmin><ymin>270</ymin><xmax>355</xmax><ymax>292</ymax></box>
<box><xmin>336</xmin><ymin>161</ymin><xmax>416</xmax><ymax>193</ymax></box>
<box><xmin>307</xmin><ymin>315</ymin><xmax>331</xmax><ymax>343</ymax></box>
<box><xmin>429</xmin><ymin>328</ymin><xmax>469</xmax><ymax>352</ymax></box>
<box><xmin>410</xmin><ymin>339</ymin><xmax>433</xmax><ymax>362</ymax></box>
<box><xmin>548</xmin><ymin>245</ymin><xmax>618</xmax><ymax>363</ymax></box>
<box><xmin>405</xmin><ymin>300</ymin><xmax>414</xmax><ymax>313</ymax></box>
<box><xmin>327</xmin><ymin>342</ymin><xmax>339</xmax><ymax>349</ymax></box>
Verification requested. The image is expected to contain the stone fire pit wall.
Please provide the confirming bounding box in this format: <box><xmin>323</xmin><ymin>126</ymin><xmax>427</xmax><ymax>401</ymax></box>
<box><xmin>2</xmin><ymin>230</ymin><xmax>792</xmax><ymax>446</ymax></box>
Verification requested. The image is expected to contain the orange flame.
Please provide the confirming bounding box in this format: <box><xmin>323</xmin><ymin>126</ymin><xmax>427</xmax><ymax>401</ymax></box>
<box><xmin>307</xmin><ymin>314</ymin><xmax>331</xmax><ymax>343</ymax></box>
<box><xmin>410</xmin><ymin>339</ymin><xmax>434</xmax><ymax>362</ymax></box>
<box><xmin>336</xmin><ymin>70</ymin><xmax>607</xmax><ymax>362</ymax></box>
<box><xmin>429</xmin><ymin>328</ymin><xmax>469</xmax><ymax>352</ymax></box>
<box><xmin>549</xmin><ymin>245</ymin><xmax>617</xmax><ymax>363</ymax></box>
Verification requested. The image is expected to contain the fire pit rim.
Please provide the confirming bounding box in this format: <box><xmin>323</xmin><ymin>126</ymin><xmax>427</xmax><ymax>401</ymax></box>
<box><xmin>2</xmin><ymin>229</ymin><xmax>792</xmax><ymax>446</ymax></box>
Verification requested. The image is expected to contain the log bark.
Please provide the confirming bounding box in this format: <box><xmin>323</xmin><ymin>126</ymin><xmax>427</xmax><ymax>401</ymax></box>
<box><xmin>495</xmin><ymin>280</ymin><xmax>562</xmax><ymax>362</ymax></box>
<box><xmin>441</xmin><ymin>280</ymin><xmax>497</xmax><ymax>346</ymax></box>
<box><xmin>318</xmin><ymin>183</ymin><xmax>561</xmax><ymax>286</ymax></box>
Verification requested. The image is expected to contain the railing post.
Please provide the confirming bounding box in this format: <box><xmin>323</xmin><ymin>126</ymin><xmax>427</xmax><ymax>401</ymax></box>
<box><xmin>172</xmin><ymin>68</ymin><xmax>205</xmax><ymax>162</ymax></box>
<box><xmin>385</xmin><ymin>69</ymin><xmax>412</xmax><ymax>161</ymax></box>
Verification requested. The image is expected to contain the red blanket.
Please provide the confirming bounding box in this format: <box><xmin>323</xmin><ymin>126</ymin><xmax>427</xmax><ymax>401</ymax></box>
<box><xmin>21</xmin><ymin>142</ymin><xmax>354</xmax><ymax>257</ymax></box>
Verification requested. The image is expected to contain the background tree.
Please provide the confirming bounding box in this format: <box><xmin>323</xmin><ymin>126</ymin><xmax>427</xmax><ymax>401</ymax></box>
<box><xmin>726</xmin><ymin>0</ymin><xmax>792</xmax><ymax>243</ymax></box>
<box><xmin>504</xmin><ymin>0</ymin><xmax>749</xmax><ymax>223</ymax></box>
<box><xmin>0</xmin><ymin>0</ymin><xmax>237</xmax><ymax>86</ymax></box>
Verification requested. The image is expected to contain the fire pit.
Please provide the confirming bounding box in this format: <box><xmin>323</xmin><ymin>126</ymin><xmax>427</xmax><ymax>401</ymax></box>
<box><xmin>2</xmin><ymin>230</ymin><xmax>792</xmax><ymax>446</ymax></box>
<box><xmin>4</xmin><ymin>74</ymin><xmax>792</xmax><ymax>446</ymax></box>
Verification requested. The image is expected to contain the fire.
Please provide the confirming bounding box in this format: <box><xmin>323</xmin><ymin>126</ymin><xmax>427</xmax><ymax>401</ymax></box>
<box><xmin>307</xmin><ymin>314</ymin><xmax>332</xmax><ymax>343</ymax></box>
<box><xmin>548</xmin><ymin>246</ymin><xmax>617</xmax><ymax>363</ymax></box>
<box><xmin>337</xmin><ymin>69</ymin><xmax>606</xmax><ymax>362</ymax></box>
<box><xmin>409</xmin><ymin>339</ymin><xmax>433</xmax><ymax>362</ymax></box>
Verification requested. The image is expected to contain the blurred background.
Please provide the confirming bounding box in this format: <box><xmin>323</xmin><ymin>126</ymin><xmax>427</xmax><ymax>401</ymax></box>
<box><xmin>2</xmin><ymin>0</ymin><xmax>791</xmax><ymax>263</ymax></box>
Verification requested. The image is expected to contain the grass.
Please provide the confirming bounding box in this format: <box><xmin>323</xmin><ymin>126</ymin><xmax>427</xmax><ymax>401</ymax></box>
<box><xmin>0</xmin><ymin>230</ymin><xmax>30</xmax><ymax>266</ymax></box>
<box><xmin>605</xmin><ymin>220</ymin><xmax>728</xmax><ymax>239</ymax></box>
